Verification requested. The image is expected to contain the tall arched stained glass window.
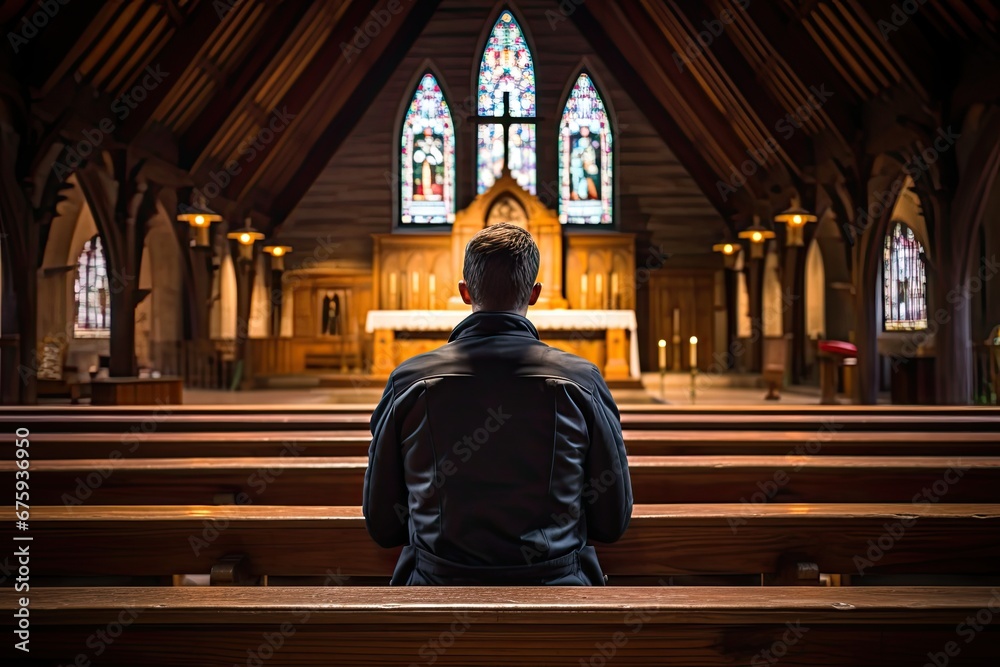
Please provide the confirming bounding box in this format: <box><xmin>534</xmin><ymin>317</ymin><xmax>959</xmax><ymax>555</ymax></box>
<box><xmin>400</xmin><ymin>72</ymin><xmax>455</xmax><ymax>224</ymax></box>
<box><xmin>883</xmin><ymin>221</ymin><xmax>927</xmax><ymax>331</ymax></box>
<box><xmin>74</xmin><ymin>235</ymin><xmax>110</xmax><ymax>337</ymax></box>
<box><xmin>559</xmin><ymin>72</ymin><xmax>613</xmax><ymax>224</ymax></box>
<box><xmin>476</xmin><ymin>10</ymin><xmax>536</xmax><ymax>194</ymax></box>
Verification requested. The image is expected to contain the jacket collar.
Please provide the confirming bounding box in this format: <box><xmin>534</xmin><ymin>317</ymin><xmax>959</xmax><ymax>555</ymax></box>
<box><xmin>449</xmin><ymin>311</ymin><xmax>540</xmax><ymax>342</ymax></box>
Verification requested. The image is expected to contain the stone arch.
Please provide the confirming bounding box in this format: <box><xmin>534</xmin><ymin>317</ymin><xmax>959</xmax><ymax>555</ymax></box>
<box><xmin>805</xmin><ymin>238</ymin><xmax>826</xmax><ymax>340</ymax></box>
<box><xmin>133</xmin><ymin>202</ymin><xmax>184</xmax><ymax>372</ymax></box>
<box><xmin>855</xmin><ymin>154</ymin><xmax>911</xmax><ymax>403</ymax></box>
<box><xmin>762</xmin><ymin>242</ymin><xmax>783</xmax><ymax>337</ymax></box>
<box><xmin>212</xmin><ymin>252</ymin><xmax>238</xmax><ymax>340</ymax></box>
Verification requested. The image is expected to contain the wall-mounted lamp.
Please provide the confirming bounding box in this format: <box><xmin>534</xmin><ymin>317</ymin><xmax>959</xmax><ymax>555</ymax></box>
<box><xmin>774</xmin><ymin>201</ymin><xmax>817</xmax><ymax>246</ymax></box>
<box><xmin>177</xmin><ymin>198</ymin><xmax>222</xmax><ymax>247</ymax></box>
<box><xmin>227</xmin><ymin>218</ymin><xmax>265</xmax><ymax>260</ymax></box>
<box><xmin>712</xmin><ymin>240</ymin><xmax>742</xmax><ymax>269</ymax></box>
<box><xmin>263</xmin><ymin>245</ymin><xmax>293</xmax><ymax>271</ymax></box>
<box><xmin>737</xmin><ymin>216</ymin><xmax>776</xmax><ymax>259</ymax></box>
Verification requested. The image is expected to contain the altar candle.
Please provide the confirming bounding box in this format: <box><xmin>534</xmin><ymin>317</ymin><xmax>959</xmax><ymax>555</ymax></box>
<box><xmin>389</xmin><ymin>273</ymin><xmax>397</xmax><ymax>308</ymax></box>
<box><xmin>689</xmin><ymin>336</ymin><xmax>698</xmax><ymax>368</ymax></box>
<box><xmin>428</xmin><ymin>274</ymin><xmax>436</xmax><ymax>307</ymax></box>
<box><xmin>411</xmin><ymin>272</ymin><xmax>419</xmax><ymax>294</ymax></box>
<box><xmin>580</xmin><ymin>274</ymin><xmax>588</xmax><ymax>308</ymax></box>
<box><xmin>595</xmin><ymin>274</ymin><xmax>603</xmax><ymax>309</ymax></box>
<box><xmin>610</xmin><ymin>272</ymin><xmax>619</xmax><ymax>309</ymax></box>
<box><xmin>658</xmin><ymin>339</ymin><xmax>666</xmax><ymax>371</ymax></box>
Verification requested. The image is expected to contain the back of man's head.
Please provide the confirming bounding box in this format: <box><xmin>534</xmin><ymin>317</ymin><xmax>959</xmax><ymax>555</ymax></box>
<box><xmin>463</xmin><ymin>223</ymin><xmax>540</xmax><ymax>312</ymax></box>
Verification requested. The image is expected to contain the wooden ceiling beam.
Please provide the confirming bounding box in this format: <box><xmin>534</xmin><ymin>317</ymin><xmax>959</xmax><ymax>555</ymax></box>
<box><xmin>743</xmin><ymin>1</ymin><xmax>861</xmax><ymax>155</ymax></box>
<box><xmin>612</xmin><ymin>0</ymin><xmax>759</xmax><ymax>178</ymax></box>
<box><xmin>221</xmin><ymin>0</ymin><xmax>379</xmax><ymax>200</ymax></box>
<box><xmin>239</xmin><ymin>0</ymin><xmax>445</xmax><ymax>224</ymax></box>
<box><xmin>566</xmin><ymin>1</ymin><xmax>745</xmax><ymax>221</ymax></box>
<box><xmin>116</xmin><ymin>0</ymin><xmax>240</xmax><ymax>142</ymax></box>
<box><xmin>177</xmin><ymin>3</ymin><xmax>305</xmax><ymax>168</ymax></box>
<box><xmin>677</xmin><ymin>1</ymin><xmax>812</xmax><ymax>182</ymax></box>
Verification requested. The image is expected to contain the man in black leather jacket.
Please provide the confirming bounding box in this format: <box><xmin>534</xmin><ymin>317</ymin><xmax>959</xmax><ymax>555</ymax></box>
<box><xmin>364</xmin><ymin>223</ymin><xmax>632</xmax><ymax>585</ymax></box>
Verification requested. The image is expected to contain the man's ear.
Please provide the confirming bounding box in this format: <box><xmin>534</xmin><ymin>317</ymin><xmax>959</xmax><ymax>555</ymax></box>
<box><xmin>528</xmin><ymin>282</ymin><xmax>542</xmax><ymax>306</ymax></box>
<box><xmin>458</xmin><ymin>280</ymin><xmax>473</xmax><ymax>305</ymax></box>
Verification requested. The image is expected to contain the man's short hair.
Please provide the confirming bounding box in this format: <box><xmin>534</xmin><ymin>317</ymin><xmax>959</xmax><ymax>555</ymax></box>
<box><xmin>463</xmin><ymin>223</ymin><xmax>540</xmax><ymax>311</ymax></box>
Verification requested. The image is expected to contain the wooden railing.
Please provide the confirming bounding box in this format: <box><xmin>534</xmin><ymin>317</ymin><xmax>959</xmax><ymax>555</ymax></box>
<box><xmin>149</xmin><ymin>340</ymin><xmax>236</xmax><ymax>390</ymax></box>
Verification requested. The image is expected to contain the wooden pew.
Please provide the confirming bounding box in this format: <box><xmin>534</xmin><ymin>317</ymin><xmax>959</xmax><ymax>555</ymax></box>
<box><xmin>10</xmin><ymin>455</ymin><xmax>998</xmax><ymax>505</ymax></box>
<box><xmin>5</xmin><ymin>409</ymin><xmax>1000</xmax><ymax>433</ymax></box>
<box><xmin>13</xmin><ymin>429</ymin><xmax>1000</xmax><ymax>460</ymax></box>
<box><xmin>11</xmin><ymin>504</ymin><xmax>1000</xmax><ymax>581</ymax></box>
<box><xmin>7</xmin><ymin>404</ymin><xmax>1000</xmax><ymax>416</ymax></box>
<box><xmin>3</xmin><ymin>586</ymin><xmax>999</xmax><ymax>666</ymax></box>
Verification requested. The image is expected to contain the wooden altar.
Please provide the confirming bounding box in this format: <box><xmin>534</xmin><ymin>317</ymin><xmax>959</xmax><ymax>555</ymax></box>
<box><xmin>366</xmin><ymin>310</ymin><xmax>638</xmax><ymax>380</ymax></box>
<box><xmin>367</xmin><ymin>174</ymin><xmax>638</xmax><ymax>379</ymax></box>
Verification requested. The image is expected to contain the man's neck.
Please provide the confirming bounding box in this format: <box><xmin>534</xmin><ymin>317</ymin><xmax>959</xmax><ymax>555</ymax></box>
<box><xmin>471</xmin><ymin>305</ymin><xmax>528</xmax><ymax>317</ymax></box>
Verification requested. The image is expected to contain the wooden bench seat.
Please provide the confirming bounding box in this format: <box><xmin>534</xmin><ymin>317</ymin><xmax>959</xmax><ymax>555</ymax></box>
<box><xmin>11</xmin><ymin>504</ymin><xmax>999</xmax><ymax>580</ymax></box>
<box><xmin>3</xmin><ymin>586</ymin><xmax>998</xmax><ymax>666</ymax></box>
<box><xmin>10</xmin><ymin>455</ymin><xmax>997</xmax><ymax>505</ymax></box>
<box><xmin>12</xmin><ymin>430</ymin><xmax>1000</xmax><ymax>460</ymax></box>
<box><xmin>5</xmin><ymin>410</ymin><xmax>1000</xmax><ymax>433</ymax></box>
<box><xmin>7</xmin><ymin>404</ymin><xmax>999</xmax><ymax>416</ymax></box>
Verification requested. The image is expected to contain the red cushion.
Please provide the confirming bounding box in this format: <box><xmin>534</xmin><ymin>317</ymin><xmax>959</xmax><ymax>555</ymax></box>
<box><xmin>819</xmin><ymin>340</ymin><xmax>857</xmax><ymax>357</ymax></box>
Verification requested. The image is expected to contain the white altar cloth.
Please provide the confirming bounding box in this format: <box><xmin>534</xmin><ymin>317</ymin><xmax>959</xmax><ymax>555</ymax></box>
<box><xmin>365</xmin><ymin>310</ymin><xmax>640</xmax><ymax>378</ymax></box>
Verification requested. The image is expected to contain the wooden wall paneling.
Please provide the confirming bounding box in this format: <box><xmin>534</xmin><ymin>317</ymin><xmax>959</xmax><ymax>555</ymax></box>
<box><xmin>647</xmin><ymin>270</ymin><xmax>716</xmax><ymax>372</ymax></box>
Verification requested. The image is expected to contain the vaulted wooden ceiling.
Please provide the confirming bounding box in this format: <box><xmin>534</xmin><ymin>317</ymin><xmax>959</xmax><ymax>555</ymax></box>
<box><xmin>4</xmin><ymin>0</ymin><xmax>998</xmax><ymax>235</ymax></box>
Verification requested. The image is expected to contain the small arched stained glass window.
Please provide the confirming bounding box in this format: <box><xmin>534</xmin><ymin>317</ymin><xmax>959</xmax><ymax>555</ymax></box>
<box><xmin>559</xmin><ymin>72</ymin><xmax>613</xmax><ymax>224</ymax></box>
<box><xmin>400</xmin><ymin>73</ymin><xmax>456</xmax><ymax>224</ymax></box>
<box><xmin>74</xmin><ymin>235</ymin><xmax>110</xmax><ymax>337</ymax></box>
<box><xmin>476</xmin><ymin>10</ymin><xmax>536</xmax><ymax>194</ymax></box>
<box><xmin>883</xmin><ymin>221</ymin><xmax>927</xmax><ymax>331</ymax></box>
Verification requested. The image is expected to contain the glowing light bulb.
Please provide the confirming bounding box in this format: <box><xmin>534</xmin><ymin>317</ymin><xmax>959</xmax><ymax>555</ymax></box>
<box><xmin>194</xmin><ymin>215</ymin><xmax>205</xmax><ymax>226</ymax></box>
<box><xmin>723</xmin><ymin>243</ymin><xmax>734</xmax><ymax>254</ymax></box>
<box><xmin>239</xmin><ymin>232</ymin><xmax>251</xmax><ymax>244</ymax></box>
<box><xmin>792</xmin><ymin>214</ymin><xmax>802</xmax><ymax>225</ymax></box>
<box><xmin>752</xmin><ymin>231</ymin><xmax>763</xmax><ymax>243</ymax></box>
<box><xmin>271</xmin><ymin>247</ymin><xmax>284</xmax><ymax>257</ymax></box>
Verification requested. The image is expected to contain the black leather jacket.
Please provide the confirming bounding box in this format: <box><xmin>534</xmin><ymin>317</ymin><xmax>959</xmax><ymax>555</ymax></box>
<box><xmin>364</xmin><ymin>311</ymin><xmax>633</xmax><ymax>585</ymax></box>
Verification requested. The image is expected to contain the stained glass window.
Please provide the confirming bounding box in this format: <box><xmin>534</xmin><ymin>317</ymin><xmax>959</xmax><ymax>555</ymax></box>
<box><xmin>559</xmin><ymin>73</ymin><xmax>613</xmax><ymax>224</ymax></box>
<box><xmin>476</xmin><ymin>10</ymin><xmax>536</xmax><ymax>194</ymax></box>
<box><xmin>400</xmin><ymin>73</ymin><xmax>455</xmax><ymax>224</ymax></box>
<box><xmin>883</xmin><ymin>221</ymin><xmax>927</xmax><ymax>331</ymax></box>
<box><xmin>74</xmin><ymin>235</ymin><xmax>110</xmax><ymax>337</ymax></box>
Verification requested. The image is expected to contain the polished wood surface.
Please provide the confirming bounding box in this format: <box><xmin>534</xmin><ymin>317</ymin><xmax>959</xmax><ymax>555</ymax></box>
<box><xmin>7</xmin><ymin>405</ymin><xmax>999</xmax><ymax>414</ymax></box>
<box><xmin>4</xmin><ymin>587</ymin><xmax>998</xmax><ymax>666</ymax></box>
<box><xmin>9</xmin><ymin>585</ymin><xmax>998</xmax><ymax>622</ymax></box>
<box><xmin>9</xmin><ymin>455</ymin><xmax>997</xmax><ymax>505</ymax></box>
<box><xmin>5</xmin><ymin>407</ymin><xmax>1000</xmax><ymax>434</ymax></box>
<box><xmin>13</xmin><ymin>429</ymin><xmax>1000</xmax><ymax>460</ymax></box>
<box><xmin>90</xmin><ymin>377</ymin><xmax>183</xmax><ymax>406</ymax></box>
<box><xmin>13</xmin><ymin>504</ymin><xmax>1000</xmax><ymax>578</ymax></box>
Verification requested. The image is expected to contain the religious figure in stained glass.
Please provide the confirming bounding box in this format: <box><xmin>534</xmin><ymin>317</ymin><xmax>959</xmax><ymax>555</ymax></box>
<box><xmin>400</xmin><ymin>73</ymin><xmax>455</xmax><ymax>223</ymax></box>
<box><xmin>74</xmin><ymin>235</ymin><xmax>110</xmax><ymax>337</ymax></box>
<box><xmin>559</xmin><ymin>73</ymin><xmax>613</xmax><ymax>224</ymax></box>
<box><xmin>883</xmin><ymin>221</ymin><xmax>927</xmax><ymax>331</ymax></box>
<box><xmin>476</xmin><ymin>11</ymin><xmax>536</xmax><ymax>194</ymax></box>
